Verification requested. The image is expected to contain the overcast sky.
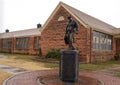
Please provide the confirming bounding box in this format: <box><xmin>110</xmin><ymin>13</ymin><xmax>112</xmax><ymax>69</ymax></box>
<box><xmin>0</xmin><ymin>0</ymin><xmax>120</xmax><ymax>33</ymax></box>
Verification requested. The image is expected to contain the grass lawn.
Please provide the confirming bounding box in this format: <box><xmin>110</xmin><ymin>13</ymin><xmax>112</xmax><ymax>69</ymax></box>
<box><xmin>0</xmin><ymin>70</ymin><xmax>12</xmax><ymax>85</ymax></box>
<box><xmin>0</xmin><ymin>53</ymin><xmax>120</xmax><ymax>71</ymax></box>
<box><xmin>0</xmin><ymin>53</ymin><xmax>59</xmax><ymax>71</ymax></box>
<box><xmin>80</xmin><ymin>61</ymin><xmax>120</xmax><ymax>71</ymax></box>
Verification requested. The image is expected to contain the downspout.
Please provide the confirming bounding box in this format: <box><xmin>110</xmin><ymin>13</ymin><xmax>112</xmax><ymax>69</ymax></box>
<box><xmin>89</xmin><ymin>27</ymin><xmax>92</xmax><ymax>63</ymax></box>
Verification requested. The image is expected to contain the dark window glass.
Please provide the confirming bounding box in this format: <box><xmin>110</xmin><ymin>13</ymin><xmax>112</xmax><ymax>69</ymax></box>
<box><xmin>93</xmin><ymin>31</ymin><xmax>112</xmax><ymax>50</ymax></box>
<box><xmin>16</xmin><ymin>37</ymin><xmax>30</xmax><ymax>49</ymax></box>
<box><xmin>2</xmin><ymin>38</ymin><xmax>12</xmax><ymax>49</ymax></box>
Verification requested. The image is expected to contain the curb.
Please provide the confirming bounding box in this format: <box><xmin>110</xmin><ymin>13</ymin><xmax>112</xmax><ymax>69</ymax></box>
<box><xmin>2</xmin><ymin>71</ymin><xmax>31</xmax><ymax>85</ymax></box>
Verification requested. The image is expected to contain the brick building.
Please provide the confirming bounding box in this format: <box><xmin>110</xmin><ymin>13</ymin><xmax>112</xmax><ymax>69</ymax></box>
<box><xmin>1</xmin><ymin>2</ymin><xmax>120</xmax><ymax>63</ymax></box>
<box><xmin>0</xmin><ymin>28</ymin><xmax>41</xmax><ymax>55</ymax></box>
<box><xmin>40</xmin><ymin>2</ymin><xmax>120</xmax><ymax>63</ymax></box>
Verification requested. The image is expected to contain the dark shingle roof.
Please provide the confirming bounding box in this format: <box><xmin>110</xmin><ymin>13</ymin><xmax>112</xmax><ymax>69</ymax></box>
<box><xmin>0</xmin><ymin>28</ymin><xmax>41</xmax><ymax>38</ymax></box>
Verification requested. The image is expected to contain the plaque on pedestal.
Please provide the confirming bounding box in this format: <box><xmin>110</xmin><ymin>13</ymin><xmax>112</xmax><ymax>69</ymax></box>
<box><xmin>59</xmin><ymin>50</ymin><xmax>79</xmax><ymax>82</ymax></box>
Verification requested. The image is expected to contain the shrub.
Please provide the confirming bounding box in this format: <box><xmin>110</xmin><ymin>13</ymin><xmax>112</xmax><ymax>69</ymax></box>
<box><xmin>45</xmin><ymin>49</ymin><xmax>60</xmax><ymax>60</ymax></box>
<box><xmin>114</xmin><ymin>54</ymin><xmax>120</xmax><ymax>60</ymax></box>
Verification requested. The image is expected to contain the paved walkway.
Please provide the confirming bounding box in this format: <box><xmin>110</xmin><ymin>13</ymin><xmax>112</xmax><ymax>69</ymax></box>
<box><xmin>0</xmin><ymin>55</ymin><xmax>7</xmax><ymax>59</ymax></box>
<box><xmin>2</xmin><ymin>70</ymin><xmax>120</xmax><ymax>85</ymax></box>
<box><xmin>0</xmin><ymin>54</ymin><xmax>28</xmax><ymax>74</ymax></box>
<box><xmin>98</xmin><ymin>67</ymin><xmax>120</xmax><ymax>77</ymax></box>
<box><xmin>0</xmin><ymin>64</ymin><xmax>28</xmax><ymax>74</ymax></box>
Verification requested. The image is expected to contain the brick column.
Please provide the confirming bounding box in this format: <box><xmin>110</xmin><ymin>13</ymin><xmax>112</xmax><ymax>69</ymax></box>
<box><xmin>113</xmin><ymin>37</ymin><xmax>117</xmax><ymax>55</ymax></box>
<box><xmin>29</xmin><ymin>36</ymin><xmax>34</xmax><ymax>54</ymax></box>
<box><xmin>13</xmin><ymin>37</ymin><xmax>16</xmax><ymax>53</ymax></box>
<box><xmin>86</xmin><ymin>27</ymin><xmax>92</xmax><ymax>63</ymax></box>
<box><xmin>11</xmin><ymin>37</ymin><xmax>14</xmax><ymax>53</ymax></box>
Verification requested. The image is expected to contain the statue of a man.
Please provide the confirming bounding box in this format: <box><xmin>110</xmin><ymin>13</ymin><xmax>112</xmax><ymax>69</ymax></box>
<box><xmin>64</xmin><ymin>16</ymin><xmax>79</xmax><ymax>50</ymax></box>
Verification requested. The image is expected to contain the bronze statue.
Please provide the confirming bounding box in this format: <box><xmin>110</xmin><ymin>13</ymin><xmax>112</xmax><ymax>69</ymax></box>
<box><xmin>64</xmin><ymin>16</ymin><xmax>79</xmax><ymax>50</ymax></box>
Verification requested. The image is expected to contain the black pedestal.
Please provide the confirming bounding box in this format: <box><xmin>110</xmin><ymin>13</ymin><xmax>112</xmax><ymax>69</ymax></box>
<box><xmin>59</xmin><ymin>50</ymin><xmax>79</xmax><ymax>82</ymax></box>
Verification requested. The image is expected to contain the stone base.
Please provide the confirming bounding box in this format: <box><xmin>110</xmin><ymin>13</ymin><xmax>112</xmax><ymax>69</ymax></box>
<box><xmin>38</xmin><ymin>75</ymin><xmax>101</xmax><ymax>85</ymax></box>
<box><xmin>59</xmin><ymin>50</ymin><xmax>79</xmax><ymax>82</ymax></box>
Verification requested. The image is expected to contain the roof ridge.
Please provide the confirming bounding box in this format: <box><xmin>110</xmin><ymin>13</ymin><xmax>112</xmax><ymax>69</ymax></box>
<box><xmin>0</xmin><ymin>28</ymin><xmax>39</xmax><ymax>34</ymax></box>
<box><xmin>61</xmin><ymin>2</ymin><xmax>116</xmax><ymax>29</ymax></box>
<box><xmin>0</xmin><ymin>28</ymin><xmax>40</xmax><ymax>38</ymax></box>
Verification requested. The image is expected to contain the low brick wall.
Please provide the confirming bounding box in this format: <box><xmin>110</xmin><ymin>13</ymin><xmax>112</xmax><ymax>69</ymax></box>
<box><xmin>91</xmin><ymin>50</ymin><xmax>114</xmax><ymax>62</ymax></box>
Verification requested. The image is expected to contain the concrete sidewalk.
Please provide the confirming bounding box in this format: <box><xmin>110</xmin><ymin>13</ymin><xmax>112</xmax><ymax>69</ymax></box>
<box><xmin>0</xmin><ymin>65</ymin><xmax>28</xmax><ymax>74</ymax></box>
<box><xmin>0</xmin><ymin>54</ymin><xmax>27</xmax><ymax>74</ymax></box>
<box><xmin>0</xmin><ymin>55</ymin><xmax>7</xmax><ymax>59</ymax></box>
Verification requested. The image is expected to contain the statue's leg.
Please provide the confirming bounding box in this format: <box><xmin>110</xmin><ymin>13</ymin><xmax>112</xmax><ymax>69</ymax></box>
<box><xmin>70</xmin><ymin>32</ymin><xmax>74</xmax><ymax>42</ymax></box>
<box><xmin>69</xmin><ymin>33</ymin><xmax>75</xmax><ymax>50</ymax></box>
<box><xmin>64</xmin><ymin>34</ymin><xmax>69</xmax><ymax>45</ymax></box>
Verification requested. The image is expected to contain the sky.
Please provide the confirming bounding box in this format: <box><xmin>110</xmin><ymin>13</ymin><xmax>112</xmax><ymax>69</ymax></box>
<box><xmin>0</xmin><ymin>0</ymin><xmax>120</xmax><ymax>33</ymax></box>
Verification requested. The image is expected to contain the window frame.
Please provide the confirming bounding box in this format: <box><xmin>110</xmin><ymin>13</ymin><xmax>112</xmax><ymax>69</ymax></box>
<box><xmin>93</xmin><ymin>31</ymin><xmax>112</xmax><ymax>50</ymax></box>
<box><xmin>16</xmin><ymin>37</ymin><xmax>30</xmax><ymax>50</ymax></box>
<box><xmin>2</xmin><ymin>38</ymin><xmax>12</xmax><ymax>49</ymax></box>
<box><xmin>34</xmin><ymin>36</ymin><xmax>40</xmax><ymax>50</ymax></box>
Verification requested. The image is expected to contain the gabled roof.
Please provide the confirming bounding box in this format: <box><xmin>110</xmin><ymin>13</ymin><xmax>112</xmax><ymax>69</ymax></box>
<box><xmin>41</xmin><ymin>2</ymin><xmax>119</xmax><ymax>35</ymax></box>
<box><xmin>0</xmin><ymin>28</ymin><xmax>41</xmax><ymax>38</ymax></box>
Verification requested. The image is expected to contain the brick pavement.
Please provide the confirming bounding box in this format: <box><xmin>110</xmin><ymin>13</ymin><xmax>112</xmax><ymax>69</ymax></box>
<box><xmin>2</xmin><ymin>70</ymin><xmax>120</xmax><ymax>85</ymax></box>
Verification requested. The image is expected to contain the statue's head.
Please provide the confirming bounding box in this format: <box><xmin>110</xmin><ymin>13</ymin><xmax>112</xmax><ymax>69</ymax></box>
<box><xmin>67</xmin><ymin>16</ymin><xmax>72</xmax><ymax>20</ymax></box>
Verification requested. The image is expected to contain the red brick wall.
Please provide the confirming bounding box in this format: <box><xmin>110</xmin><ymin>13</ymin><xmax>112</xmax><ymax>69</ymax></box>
<box><xmin>115</xmin><ymin>38</ymin><xmax>120</xmax><ymax>55</ymax></box>
<box><xmin>91</xmin><ymin>50</ymin><xmax>114</xmax><ymax>62</ymax></box>
<box><xmin>40</xmin><ymin>6</ymin><xmax>90</xmax><ymax>62</ymax></box>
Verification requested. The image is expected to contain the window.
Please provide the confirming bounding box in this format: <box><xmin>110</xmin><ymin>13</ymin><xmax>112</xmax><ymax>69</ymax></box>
<box><xmin>93</xmin><ymin>31</ymin><xmax>100</xmax><ymax>49</ymax></box>
<box><xmin>93</xmin><ymin>31</ymin><xmax>112</xmax><ymax>50</ymax></box>
<box><xmin>34</xmin><ymin>36</ymin><xmax>40</xmax><ymax>49</ymax></box>
<box><xmin>16</xmin><ymin>37</ymin><xmax>30</xmax><ymax>49</ymax></box>
<box><xmin>2</xmin><ymin>38</ymin><xmax>12</xmax><ymax>49</ymax></box>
